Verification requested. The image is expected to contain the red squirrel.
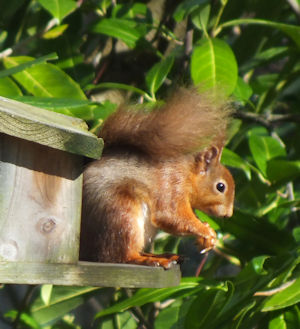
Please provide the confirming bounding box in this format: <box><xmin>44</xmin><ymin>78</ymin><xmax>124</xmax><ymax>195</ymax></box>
<box><xmin>80</xmin><ymin>88</ymin><xmax>235</xmax><ymax>269</ymax></box>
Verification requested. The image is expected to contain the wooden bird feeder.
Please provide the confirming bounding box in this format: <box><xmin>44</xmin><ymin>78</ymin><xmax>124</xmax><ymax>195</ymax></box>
<box><xmin>0</xmin><ymin>97</ymin><xmax>180</xmax><ymax>288</ymax></box>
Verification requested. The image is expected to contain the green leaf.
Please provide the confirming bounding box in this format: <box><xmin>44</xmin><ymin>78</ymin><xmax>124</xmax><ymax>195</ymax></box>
<box><xmin>248</xmin><ymin>135</ymin><xmax>286</xmax><ymax>177</ymax></box>
<box><xmin>11</xmin><ymin>96</ymin><xmax>96</xmax><ymax>119</ymax></box>
<box><xmin>173</xmin><ymin>0</ymin><xmax>209</xmax><ymax>22</ymax></box>
<box><xmin>37</xmin><ymin>0</ymin><xmax>77</xmax><ymax>22</ymax></box>
<box><xmin>233</xmin><ymin>77</ymin><xmax>253</xmax><ymax>103</ymax></box>
<box><xmin>145</xmin><ymin>56</ymin><xmax>174</xmax><ymax>98</ymax></box>
<box><xmin>0</xmin><ymin>53</ymin><xmax>58</xmax><ymax>79</ymax></box>
<box><xmin>218</xmin><ymin>18</ymin><xmax>300</xmax><ymax>49</ymax></box>
<box><xmin>214</xmin><ymin>211</ymin><xmax>295</xmax><ymax>255</ymax></box>
<box><xmin>284</xmin><ymin>307</ymin><xmax>300</xmax><ymax>329</ymax></box>
<box><xmin>41</xmin><ymin>285</ymin><xmax>53</xmax><ymax>306</ymax></box>
<box><xmin>31</xmin><ymin>286</ymin><xmax>100</xmax><ymax>326</ymax></box>
<box><xmin>191</xmin><ymin>38</ymin><xmax>238</xmax><ymax>96</ymax></box>
<box><xmin>221</xmin><ymin>148</ymin><xmax>251</xmax><ymax>180</ymax></box>
<box><xmin>85</xmin><ymin>82</ymin><xmax>148</xmax><ymax>97</ymax></box>
<box><xmin>195</xmin><ymin>209</ymin><xmax>220</xmax><ymax>230</ymax></box>
<box><xmin>96</xmin><ymin>278</ymin><xmax>225</xmax><ymax>319</ymax></box>
<box><xmin>91</xmin><ymin>18</ymin><xmax>145</xmax><ymax>48</ymax></box>
<box><xmin>3</xmin><ymin>56</ymin><xmax>86</xmax><ymax>100</ymax></box>
<box><xmin>191</xmin><ymin>4</ymin><xmax>211</xmax><ymax>31</ymax></box>
<box><xmin>155</xmin><ymin>300</ymin><xmax>192</xmax><ymax>329</ymax></box>
<box><xmin>184</xmin><ymin>281</ymin><xmax>233</xmax><ymax>329</ymax></box>
<box><xmin>43</xmin><ymin>24</ymin><xmax>69</xmax><ymax>39</ymax></box>
<box><xmin>5</xmin><ymin>310</ymin><xmax>40</xmax><ymax>329</ymax></box>
<box><xmin>112</xmin><ymin>2</ymin><xmax>149</xmax><ymax>19</ymax></box>
<box><xmin>262</xmin><ymin>277</ymin><xmax>300</xmax><ymax>312</ymax></box>
<box><xmin>0</xmin><ymin>77</ymin><xmax>22</xmax><ymax>97</ymax></box>
<box><xmin>267</xmin><ymin>160</ymin><xmax>300</xmax><ymax>185</ymax></box>
<box><xmin>269</xmin><ymin>314</ymin><xmax>287</xmax><ymax>329</ymax></box>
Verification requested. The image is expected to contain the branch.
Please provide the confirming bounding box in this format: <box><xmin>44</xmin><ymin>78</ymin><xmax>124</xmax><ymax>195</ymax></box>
<box><xmin>234</xmin><ymin>111</ymin><xmax>300</xmax><ymax>128</ymax></box>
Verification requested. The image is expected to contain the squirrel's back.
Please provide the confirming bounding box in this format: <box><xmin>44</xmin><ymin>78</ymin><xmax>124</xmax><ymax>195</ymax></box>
<box><xmin>99</xmin><ymin>88</ymin><xmax>232</xmax><ymax>158</ymax></box>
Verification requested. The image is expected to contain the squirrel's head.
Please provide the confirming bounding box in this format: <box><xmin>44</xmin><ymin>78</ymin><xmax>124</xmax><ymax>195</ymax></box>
<box><xmin>192</xmin><ymin>146</ymin><xmax>235</xmax><ymax>218</ymax></box>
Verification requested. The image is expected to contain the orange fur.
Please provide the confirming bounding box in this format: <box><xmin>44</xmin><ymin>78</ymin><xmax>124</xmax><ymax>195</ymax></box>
<box><xmin>80</xmin><ymin>88</ymin><xmax>235</xmax><ymax>269</ymax></box>
<box><xmin>100</xmin><ymin>88</ymin><xmax>232</xmax><ymax>158</ymax></box>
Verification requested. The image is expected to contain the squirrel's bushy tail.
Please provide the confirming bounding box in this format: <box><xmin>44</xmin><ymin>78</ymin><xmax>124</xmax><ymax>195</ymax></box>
<box><xmin>100</xmin><ymin>88</ymin><xmax>232</xmax><ymax>158</ymax></box>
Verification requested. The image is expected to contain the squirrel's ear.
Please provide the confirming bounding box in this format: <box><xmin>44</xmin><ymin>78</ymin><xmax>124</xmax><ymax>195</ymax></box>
<box><xmin>195</xmin><ymin>146</ymin><xmax>223</xmax><ymax>172</ymax></box>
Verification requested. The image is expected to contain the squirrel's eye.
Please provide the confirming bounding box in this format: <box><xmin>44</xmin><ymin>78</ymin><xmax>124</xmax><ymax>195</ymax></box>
<box><xmin>216</xmin><ymin>182</ymin><xmax>225</xmax><ymax>193</ymax></box>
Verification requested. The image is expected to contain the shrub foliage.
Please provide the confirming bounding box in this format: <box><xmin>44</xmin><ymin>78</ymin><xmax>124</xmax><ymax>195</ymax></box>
<box><xmin>0</xmin><ymin>0</ymin><xmax>300</xmax><ymax>328</ymax></box>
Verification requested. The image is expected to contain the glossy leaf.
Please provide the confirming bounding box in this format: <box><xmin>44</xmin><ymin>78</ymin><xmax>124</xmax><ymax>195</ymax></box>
<box><xmin>31</xmin><ymin>286</ymin><xmax>100</xmax><ymax>325</ymax></box>
<box><xmin>43</xmin><ymin>24</ymin><xmax>69</xmax><ymax>39</ymax></box>
<box><xmin>91</xmin><ymin>18</ymin><xmax>145</xmax><ymax>48</ymax></box>
<box><xmin>0</xmin><ymin>77</ymin><xmax>22</xmax><ymax>97</ymax></box>
<box><xmin>233</xmin><ymin>77</ymin><xmax>253</xmax><ymax>103</ymax></box>
<box><xmin>184</xmin><ymin>281</ymin><xmax>233</xmax><ymax>329</ymax></box>
<box><xmin>95</xmin><ymin>278</ymin><xmax>225</xmax><ymax>318</ymax></box>
<box><xmin>41</xmin><ymin>285</ymin><xmax>53</xmax><ymax>306</ymax></box>
<box><xmin>248</xmin><ymin>135</ymin><xmax>286</xmax><ymax>177</ymax></box>
<box><xmin>191</xmin><ymin>38</ymin><xmax>238</xmax><ymax>96</ymax></box>
<box><xmin>145</xmin><ymin>56</ymin><xmax>174</xmax><ymax>98</ymax></box>
<box><xmin>155</xmin><ymin>300</ymin><xmax>192</xmax><ymax>329</ymax></box>
<box><xmin>218</xmin><ymin>18</ymin><xmax>300</xmax><ymax>49</ymax></box>
<box><xmin>11</xmin><ymin>96</ymin><xmax>96</xmax><ymax>119</ymax></box>
<box><xmin>173</xmin><ymin>0</ymin><xmax>209</xmax><ymax>22</ymax></box>
<box><xmin>262</xmin><ymin>278</ymin><xmax>300</xmax><ymax>312</ymax></box>
<box><xmin>37</xmin><ymin>0</ymin><xmax>77</xmax><ymax>22</ymax></box>
<box><xmin>191</xmin><ymin>4</ymin><xmax>211</xmax><ymax>31</ymax></box>
<box><xmin>222</xmin><ymin>148</ymin><xmax>251</xmax><ymax>180</ymax></box>
<box><xmin>0</xmin><ymin>53</ymin><xmax>58</xmax><ymax>79</ymax></box>
<box><xmin>3</xmin><ymin>56</ymin><xmax>86</xmax><ymax>100</ymax></box>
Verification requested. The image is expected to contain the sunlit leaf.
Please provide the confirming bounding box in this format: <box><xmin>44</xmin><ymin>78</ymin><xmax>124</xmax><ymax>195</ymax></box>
<box><xmin>41</xmin><ymin>285</ymin><xmax>53</xmax><ymax>306</ymax></box>
<box><xmin>91</xmin><ymin>18</ymin><xmax>145</xmax><ymax>48</ymax></box>
<box><xmin>222</xmin><ymin>148</ymin><xmax>251</xmax><ymax>180</ymax></box>
<box><xmin>0</xmin><ymin>53</ymin><xmax>58</xmax><ymax>79</ymax></box>
<box><xmin>95</xmin><ymin>278</ymin><xmax>226</xmax><ymax>319</ymax></box>
<box><xmin>3</xmin><ymin>56</ymin><xmax>86</xmax><ymax>100</ymax></box>
<box><xmin>43</xmin><ymin>24</ymin><xmax>69</xmax><ymax>39</ymax></box>
<box><xmin>173</xmin><ymin>0</ymin><xmax>209</xmax><ymax>22</ymax></box>
<box><xmin>262</xmin><ymin>277</ymin><xmax>300</xmax><ymax>311</ymax></box>
<box><xmin>0</xmin><ymin>77</ymin><xmax>22</xmax><ymax>97</ymax></box>
<box><xmin>248</xmin><ymin>135</ymin><xmax>286</xmax><ymax>177</ymax></box>
<box><xmin>37</xmin><ymin>0</ymin><xmax>77</xmax><ymax>22</ymax></box>
<box><xmin>145</xmin><ymin>56</ymin><xmax>174</xmax><ymax>98</ymax></box>
<box><xmin>233</xmin><ymin>77</ymin><xmax>253</xmax><ymax>103</ymax></box>
<box><xmin>191</xmin><ymin>38</ymin><xmax>238</xmax><ymax>96</ymax></box>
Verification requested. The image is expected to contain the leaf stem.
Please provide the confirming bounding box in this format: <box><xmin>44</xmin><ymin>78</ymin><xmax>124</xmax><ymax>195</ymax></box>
<box><xmin>212</xmin><ymin>0</ymin><xmax>228</xmax><ymax>37</ymax></box>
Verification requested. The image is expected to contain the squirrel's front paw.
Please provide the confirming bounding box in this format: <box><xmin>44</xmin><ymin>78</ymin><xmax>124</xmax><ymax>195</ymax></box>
<box><xmin>196</xmin><ymin>223</ymin><xmax>216</xmax><ymax>253</ymax></box>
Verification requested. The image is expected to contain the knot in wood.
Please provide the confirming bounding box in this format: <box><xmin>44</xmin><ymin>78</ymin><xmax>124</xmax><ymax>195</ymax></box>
<box><xmin>0</xmin><ymin>240</ymin><xmax>18</xmax><ymax>261</ymax></box>
<box><xmin>38</xmin><ymin>217</ymin><xmax>57</xmax><ymax>234</ymax></box>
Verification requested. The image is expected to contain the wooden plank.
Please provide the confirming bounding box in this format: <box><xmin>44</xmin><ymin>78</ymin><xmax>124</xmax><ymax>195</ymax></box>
<box><xmin>0</xmin><ymin>134</ymin><xmax>82</xmax><ymax>263</ymax></box>
<box><xmin>0</xmin><ymin>96</ymin><xmax>103</xmax><ymax>159</ymax></box>
<box><xmin>0</xmin><ymin>261</ymin><xmax>181</xmax><ymax>288</ymax></box>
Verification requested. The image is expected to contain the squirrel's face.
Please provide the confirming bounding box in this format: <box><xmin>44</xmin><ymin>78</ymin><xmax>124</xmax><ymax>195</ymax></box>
<box><xmin>192</xmin><ymin>146</ymin><xmax>235</xmax><ymax>218</ymax></box>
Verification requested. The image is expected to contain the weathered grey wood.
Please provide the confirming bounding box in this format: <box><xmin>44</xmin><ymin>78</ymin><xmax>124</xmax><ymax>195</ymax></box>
<box><xmin>0</xmin><ymin>261</ymin><xmax>181</xmax><ymax>288</ymax></box>
<box><xmin>0</xmin><ymin>134</ymin><xmax>83</xmax><ymax>263</ymax></box>
<box><xmin>0</xmin><ymin>96</ymin><xmax>103</xmax><ymax>159</ymax></box>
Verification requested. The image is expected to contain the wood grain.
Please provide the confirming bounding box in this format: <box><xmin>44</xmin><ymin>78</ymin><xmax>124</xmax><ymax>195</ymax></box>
<box><xmin>0</xmin><ymin>261</ymin><xmax>181</xmax><ymax>288</ymax></box>
<box><xmin>0</xmin><ymin>96</ymin><xmax>103</xmax><ymax>159</ymax></box>
<box><xmin>0</xmin><ymin>134</ymin><xmax>83</xmax><ymax>263</ymax></box>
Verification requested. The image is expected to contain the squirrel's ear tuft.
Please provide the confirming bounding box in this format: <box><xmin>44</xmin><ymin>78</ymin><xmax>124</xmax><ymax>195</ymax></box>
<box><xmin>195</xmin><ymin>146</ymin><xmax>223</xmax><ymax>172</ymax></box>
<box><xmin>203</xmin><ymin>146</ymin><xmax>219</xmax><ymax>165</ymax></box>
